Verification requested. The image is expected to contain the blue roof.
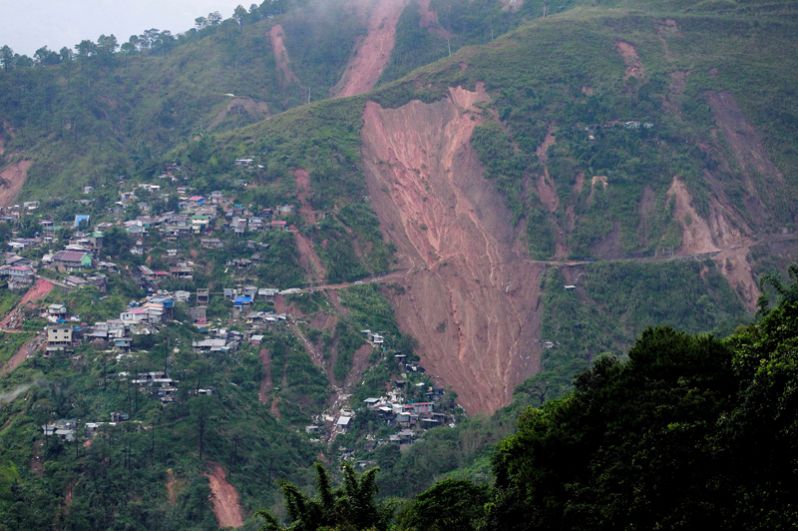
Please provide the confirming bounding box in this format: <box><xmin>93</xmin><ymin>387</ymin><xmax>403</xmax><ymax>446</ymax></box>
<box><xmin>234</xmin><ymin>296</ymin><xmax>253</xmax><ymax>305</ymax></box>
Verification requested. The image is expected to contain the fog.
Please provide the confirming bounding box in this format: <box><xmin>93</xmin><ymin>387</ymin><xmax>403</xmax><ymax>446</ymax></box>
<box><xmin>0</xmin><ymin>0</ymin><xmax>251</xmax><ymax>55</ymax></box>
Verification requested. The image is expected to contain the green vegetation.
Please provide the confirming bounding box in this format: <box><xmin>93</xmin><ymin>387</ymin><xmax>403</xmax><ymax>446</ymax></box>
<box><xmin>260</xmin><ymin>267</ymin><xmax>798</xmax><ymax>530</ymax></box>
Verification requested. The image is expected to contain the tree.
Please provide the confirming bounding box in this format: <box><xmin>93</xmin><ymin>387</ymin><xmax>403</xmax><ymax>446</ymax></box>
<box><xmin>397</xmin><ymin>479</ymin><xmax>488</xmax><ymax>531</ymax></box>
<box><xmin>257</xmin><ymin>463</ymin><xmax>389</xmax><ymax>531</ymax></box>
<box><xmin>0</xmin><ymin>45</ymin><xmax>15</xmax><ymax>72</ymax></box>
<box><xmin>34</xmin><ymin>46</ymin><xmax>61</xmax><ymax>66</ymax></box>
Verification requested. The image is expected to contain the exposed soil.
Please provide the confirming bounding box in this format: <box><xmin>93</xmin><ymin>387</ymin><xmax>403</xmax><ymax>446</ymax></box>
<box><xmin>20</xmin><ymin>278</ymin><xmax>54</xmax><ymax>306</ymax></box>
<box><xmin>667</xmin><ymin>178</ymin><xmax>720</xmax><ymax>255</ymax></box>
<box><xmin>258</xmin><ymin>349</ymin><xmax>272</xmax><ymax>405</ymax></box>
<box><xmin>206</xmin><ymin>463</ymin><xmax>244</xmax><ymax>529</ymax></box>
<box><xmin>667</xmin><ymin>177</ymin><xmax>759</xmax><ymax>309</ymax></box>
<box><xmin>209</xmin><ymin>97</ymin><xmax>269</xmax><ymax>129</ymax></box>
<box><xmin>333</xmin><ymin>0</ymin><xmax>409</xmax><ymax>98</ymax></box>
<box><xmin>615</xmin><ymin>40</ymin><xmax>645</xmax><ymax>81</ymax></box>
<box><xmin>166</xmin><ymin>469</ymin><xmax>179</xmax><ymax>505</ymax></box>
<box><xmin>270</xmin><ymin>24</ymin><xmax>301</xmax><ymax>85</ymax></box>
<box><xmin>0</xmin><ymin>159</ymin><xmax>32</xmax><ymax>207</ymax></box>
<box><xmin>1</xmin><ymin>335</ymin><xmax>44</xmax><ymax>377</ymax></box>
<box><xmin>361</xmin><ymin>85</ymin><xmax>544</xmax><ymax>413</ymax></box>
<box><xmin>345</xmin><ymin>343</ymin><xmax>374</xmax><ymax>389</ymax></box>
<box><xmin>294</xmin><ymin>169</ymin><xmax>319</xmax><ymax>225</ymax></box>
<box><xmin>418</xmin><ymin>0</ymin><xmax>452</xmax><ymax>38</ymax></box>
<box><xmin>295</xmin><ymin>232</ymin><xmax>327</xmax><ymax>284</ymax></box>
<box><xmin>713</xmin><ymin>248</ymin><xmax>760</xmax><ymax>311</ymax></box>
<box><xmin>707</xmin><ymin>91</ymin><xmax>782</xmax><ymax>220</ymax></box>
<box><xmin>535</xmin><ymin>128</ymin><xmax>559</xmax><ymax>213</ymax></box>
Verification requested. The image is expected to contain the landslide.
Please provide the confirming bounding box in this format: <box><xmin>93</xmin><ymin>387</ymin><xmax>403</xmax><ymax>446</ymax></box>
<box><xmin>334</xmin><ymin>0</ymin><xmax>410</xmax><ymax>98</ymax></box>
<box><xmin>270</xmin><ymin>24</ymin><xmax>301</xmax><ymax>86</ymax></box>
<box><xmin>0</xmin><ymin>159</ymin><xmax>32</xmax><ymax>207</ymax></box>
<box><xmin>361</xmin><ymin>85</ymin><xmax>544</xmax><ymax>414</ymax></box>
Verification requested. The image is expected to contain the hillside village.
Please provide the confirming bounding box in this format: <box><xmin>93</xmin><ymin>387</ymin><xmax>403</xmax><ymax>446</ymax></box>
<box><xmin>0</xmin><ymin>160</ymin><xmax>460</xmax><ymax>460</ymax></box>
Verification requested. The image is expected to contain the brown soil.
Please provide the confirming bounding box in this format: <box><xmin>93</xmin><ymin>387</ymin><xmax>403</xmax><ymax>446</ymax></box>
<box><xmin>295</xmin><ymin>232</ymin><xmax>327</xmax><ymax>284</ymax></box>
<box><xmin>270</xmin><ymin>24</ymin><xmax>300</xmax><ymax>85</ymax></box>
<box><xmin>535</xmin><ymin>128</ymin><xmax>558</xmax><ymax>212</ymax></box>
<box><xmin>713</xmin><ymin>249</ymin><xmax>760</xmax><ymax>311</ymax></box>
<box><xmin>361</xmin><ymin>85</ymin><xmax>544</xmax><ymax>414</ymax></box>
<box><xmin>209</xmin><ymin>97</ymin><xmax>269</xmax><ymax>129</ymax></box>
<box><xmin>1</xmin><ymin>335</ymin><xmax>44</xmax><ymax>377</ymax></box>
<box><xmin>206</xmin><ymin>463</ymin><xmax>244</xmax><ymax>529</ymax></box>
<box><xmin>166</xmin><ymin>469</ymin><xmax>179</xmax><ymax>506</ymax></box>
<box><xmin>663</xmin><ymin>70</ymin><xmax>689</xmax><ymax>116</ymax></box>
<box><xmin>20</xmin><ymin>278</ymin><xmax>54</xmax><ymax>306</ymax></box>
<box><xmin>707</xmin><ymin>91</ymin><xmax>782</xmax><ymax>220</ymax></box>
<box><xmin>258</xmin><ymin>349</ymin><xmax>272</xmax><ymax>405</ymax></box>
<box><xmin>294</xmin><ymin>169</ymin><xmax>319</xmax><ymax>225</ymax></box>
<box><xmin>333</xmin><ymin>0</ymin><xmax>409</xmax><ymax>98</ymax></box>
<box><xmin>667</xmin><ymin>177</ymin><xmax>759</xmax><ymax>309</ymax></box>
<box><xmin>418</xmin><ymin>0</ymin><xmax>452</xmax><ymax>38</ymax></box>
<box><xmin>667</xmin><ymin>178</ymin><xmax>720</xmax><ymax>255</ymax></box>
<box><xmin>615</xmin><ymin>41</ymin><xmax>645</xmax><ymax>81</ymax></box>
<box><xmin>345</xmin><ymin>343</ymin><xmax>374</xmax><ymax>389</ymax></box>
<box><xmin>0</xmin><ymin>159</ymin><xmax>32</xmax><ymax>207</ymax></box>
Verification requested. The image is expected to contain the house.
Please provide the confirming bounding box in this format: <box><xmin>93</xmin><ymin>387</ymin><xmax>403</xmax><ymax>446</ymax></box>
<box><xmin>235</xmin><ymin>158</ymin><xmax>254</xmax><ymax>167</ymax></box>
<box><xmin>174</xmin><ymin>290</ymin><xmax>191</xmax><ymax>303</ymax></box>
<box><xmin>196</xmin><ymin>289</ymin><xmax>210</xmax><ymax>305</ymax></box>
<box><xmin>0</xmin><ymin>265</ymin><xmax>34</xmax><ymax>290</ymax></box>
<box><xmin>336</xmin><ymin>416</ymin><xmax>352</xmax><ymax>432</ymax></box>
<box><xmin>73</xmin><ymin>214</ymin><xmax>90</xmax><ymax>228</ymax></box>
<box><xmin>46</xmin><ymin>304</ymin><xmax>67</xmax><ymax>322</ymax></box>
<box><xmin>191</xmin><ymin>215</ymin><xmax>210</xmax><ymax>233</ymax></box>
<box><xmin>361</xmin><ymin>329</ymin><xmax>385</xmax><ymax>346</ymax></box>
<box><xmin>201</xmin><ymin>238</ymin><xmax>223</xmax><ymax>250</ymax></box>
<box><xmin>42</xmin><ymin>419</ymin><xmax>77</xmax><ymax>442</ymax></box>
<box><xmin>169</xmin><ymin>263</ymin><xmax>193</xmax><ymax>280</ymax></box>
<box><xmin>231</xmin><ymin>217</ymin><xmax>248</xmax><ymax>235</ymax></box>
<box><xmin>46</xmin><ymin>325</ymin><xmax>74</xmax><ymax>353</ymax></box>
<box><xmin>52</xmin><ymin>250</ymin><xmax>92</xmax><ymax>272</ymax></box>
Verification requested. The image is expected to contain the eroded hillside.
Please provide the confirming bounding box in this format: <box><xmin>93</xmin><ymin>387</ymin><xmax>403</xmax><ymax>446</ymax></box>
<box><xmin>361</xmin><ymin>85</ymin><xmax>544</xmax><ymax>413</ymax></box>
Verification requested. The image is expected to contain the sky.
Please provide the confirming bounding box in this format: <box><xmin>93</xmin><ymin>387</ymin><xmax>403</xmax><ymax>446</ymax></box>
<box><xmin>0</xmin><ymin>0</ymin><xmax>250</xmax><ymax>56</ymax></box>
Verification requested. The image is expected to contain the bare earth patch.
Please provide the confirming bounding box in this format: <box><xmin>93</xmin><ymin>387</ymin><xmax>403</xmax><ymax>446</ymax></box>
<box><xmin>270</xmin><ymin>24</ymin><xmax>301</xmax><ymax>85</ymax></box>
<box><xmin>615</xmin><ymin>40</ymin><xmax>645</xmax><ymax>81</ymax></box>
<box><xmin>667</xmin><ymin>177</ymin><xmax>759</xmax><ymax>309</ymax></box>
<box><xmin>0</xmin><ymin>159</ymin><xmax>32</xmax><ymax>207</ymax></box>
<box><xmin>295</xmin><ymin>232</ymin><xmax>327</xmax><ymax>285</ymax></box>
<box><xmin>333</xmin><ymin>0</ymin><xmax>409</xmax><ymax>98</ymax></box>
<box><xmin>166</xmin><ymin>468</ymin><xmax>179</xmax><ymax>506</ymax></box>
<box><xmin>361</xmin><ymin>85</ymin><xmax>544</xmax><ymax>414</ymax></box>
<box><xmin>206</xmin><ymin>463</ymin><xmax>244</xmax><ymax>529</ymax></box>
